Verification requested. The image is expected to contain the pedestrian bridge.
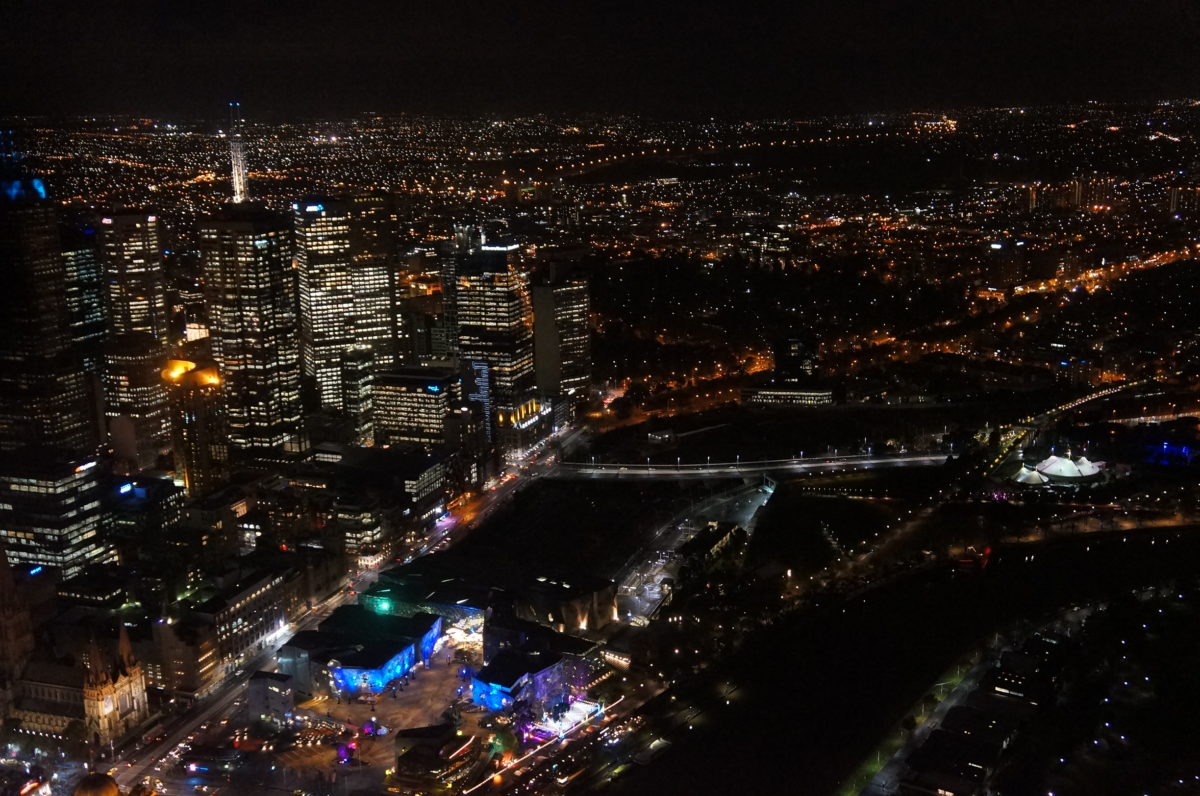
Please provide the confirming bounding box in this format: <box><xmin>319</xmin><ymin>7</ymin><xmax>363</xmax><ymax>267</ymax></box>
<box><xmin>550</xmin><ymin>453</ymin><xmax>948</xmax><ymax>480</ymax></box>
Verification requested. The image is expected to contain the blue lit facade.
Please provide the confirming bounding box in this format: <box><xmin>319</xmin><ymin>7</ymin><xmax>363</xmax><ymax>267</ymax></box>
<box><xmin>325</xmin><ymin>614</ymin><xmax>443</xmax><ymax>695</ymax></box>
<box><xmin>415</xmin><ymin>616</ymin><xmax>442</xmax><ymax>662</ymax></box>
<box><xmin>474</xmin><ymin>678</ymin><xmax>515</xmax><ymax>713</ymax></box>
<box><xmin>330</xmin><ymin>644</ymin><xmax>417</xmax><ymax>695</ymax></box>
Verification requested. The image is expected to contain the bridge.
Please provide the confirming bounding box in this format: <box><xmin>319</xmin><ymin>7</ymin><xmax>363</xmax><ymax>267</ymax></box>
<box><xmin>550</xmin><ymin>452</ymin><xmax>949</xmax><ymax>480</ymax></box>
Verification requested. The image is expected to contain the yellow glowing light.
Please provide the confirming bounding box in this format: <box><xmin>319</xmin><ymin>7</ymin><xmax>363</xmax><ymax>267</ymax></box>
<box><xmin>162</xmin><ymin>359</ymin><xmax>198</xmax><ymax>382</ymax></box>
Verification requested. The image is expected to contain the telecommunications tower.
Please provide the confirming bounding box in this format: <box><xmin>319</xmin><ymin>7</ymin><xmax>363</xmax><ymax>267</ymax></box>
<box><xmin>228</xmin><ymin>101</ymin><xmax>248</xmax><ymax>203</ymax></box>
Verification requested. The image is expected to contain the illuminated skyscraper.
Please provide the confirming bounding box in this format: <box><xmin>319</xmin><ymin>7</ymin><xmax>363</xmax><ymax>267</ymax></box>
<box><xmin>98</xmin><ymin>211</ymin><xmax>170</xmax><ymax>345</ymax></box>
<box><xmin>341</xmin><ymin>347</ymin><xmax>375</xmax><ymax>446</ymax></box>
<box><xmin>455</xmin><ymin>244</ymin><xmax>544</xmax><ymax>458</ymax></box>
<box><xmin>0</xmin><ymin>451</ymin><xmax>114</xmax><ymax>579</ymax></box>
<box><xmin>350</xmin><ymin>251</ymin><xmax>394</xmax><ymax>370</ymax></box>
<box><xmin>60</xmin><ymin>217</ymin><xmax>107</xmax><ymax>372</ymax></box>
<box><xmin>532</xmin><ymin>264</ymin><xmax>590</xmax><ymax>414</ymax></box>
<box><xmin>94</xmin><ymin>210</ymin><xmax>171</xmax><ymax>469</ymax></box>
<box><xmin>294</xmin><ymin>198</ymin><xmax>356</xmax><ymax>409</ymax></box>
<box><xmin>373</xmin><ymin>367</ymin><xmax>460</xmax><ymax>448</ymax></box>
<box><xmin>199</xmin><ymin>205</ymin><xmax>303</xmax><ymax>460</ymax></box>
<box><xmin>103</xmin><ymin>333</ymin><xmax>170</xmax><ymax>471</ymax></box>
<box><xmin>0</xmin><ymin>138</ymin><xmax>92</xmax><ymax>455</ymax></box>
<box><xmin>162</xmin><ymin>359</ymin><xmax>227</xmax><ymax>497</ymax></box>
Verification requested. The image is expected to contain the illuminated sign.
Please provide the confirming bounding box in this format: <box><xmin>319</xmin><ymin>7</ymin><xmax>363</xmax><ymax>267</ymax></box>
<box><xmin>119</xmin><ymin>483</ymin><xmax>133</xmax><ymax>495</ymax></box>
<box><xmin>426</xmin><ymin>384</ymin><xmax>442</xmax><ymax>394</ymax></box>
<box><xmin>304</xmin><ymin>204</ymin><xmax>324</xmax><ymax>213</ymax></box>
<box><xmin>29</xmin><ymin>566</ymin><xmax>43</xmax><ymax>576</ymax></box>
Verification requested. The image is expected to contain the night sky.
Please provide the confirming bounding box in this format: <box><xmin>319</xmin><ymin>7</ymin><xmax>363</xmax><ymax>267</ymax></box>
<box><xmin>5</xmin><ymin>0</ymin><xmax>1200</xmax><ymax>118</ymax></box>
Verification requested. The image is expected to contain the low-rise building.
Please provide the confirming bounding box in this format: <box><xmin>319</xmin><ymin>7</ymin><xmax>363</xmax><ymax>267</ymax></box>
<box><xmin>247</xmin><ymin>671</ymin><xmax>294</xmax><ymax>725</ymax></box>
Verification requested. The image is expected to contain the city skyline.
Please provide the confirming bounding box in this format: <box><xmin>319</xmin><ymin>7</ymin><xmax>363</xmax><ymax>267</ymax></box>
<box><xmin>4</xmin><ymin>8</ymin><xmax>1200</xmax><ymax>795</ymax></box>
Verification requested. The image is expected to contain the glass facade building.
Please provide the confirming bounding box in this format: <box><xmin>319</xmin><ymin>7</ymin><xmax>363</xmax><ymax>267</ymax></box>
<box><xmin>199</xmin><ymin>205</ymin><xmax>303</xmax><ymax>459</ymax></box>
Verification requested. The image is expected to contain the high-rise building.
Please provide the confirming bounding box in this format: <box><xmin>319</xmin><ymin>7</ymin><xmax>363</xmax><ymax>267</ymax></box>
<box><xmin>373</xmin><ymin>367</ymin><xmax>460</xmax><ymax>448</ymax></box>
<box><xmin>98</xmin><ymin>210</ymin><xmax>170</xmax><ymax>346</ymax></box>
<box><xmin>532</xmin><ymin>264</ymin><xmax>590</xmax><ymax>412</ymax></box>
<box><xmin>350</xmin><ymin>252</ymin><xmax>395</xmax><ymax>371</ymax></box>
<box><xmin>199</xmin><ymin>205</ymin><xmax>303</xmax><ymax>461</ymax></box>
<box><xmin>455</xmin><ymin>244</ymin><xmax>544</xmax><ymax>458</ymax></box>
<box><xmin>341</xmin><ymin>348</ymin><xmax>375</xmax><ymax>446</ymax></box>
<box><xmin>294</xmin><ymin>198</ymin><xmax>356</xmax><ymax>409</ymax></box>
<box><xmin>0</xmin><ymin>145</ymin><xmax>93</xmax><ymax>456</ymax></box>
<box><xmin>295</xmin><ymin>196</ymin><xmax>404</xmax><ymax>413</ymax></box>
<box><xmin>103</xmin><ymin>333</ymin><xmax>170</xmax><ymax>471</ymax></box>
<box><xmin>60</xmin><ymin>217</ymin><xmax>107</xmax><ymax>372</ymax></box>
<box><xmin>350</xmin><ymin>195</ymin><xmax>409</xmax><ymax>368</ymax></box>
<box><xmin>0</xmin><ymin>451</ymin><xmax>113</xmax><ymax>579</ymax></box>
<box><xmin>162</xmin><ymin>359</ymin><xmax>227</xmax><ymax>497</ymax></box>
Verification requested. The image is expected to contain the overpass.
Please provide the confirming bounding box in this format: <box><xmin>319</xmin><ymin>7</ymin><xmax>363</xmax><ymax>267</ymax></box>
<box><xmin>550</xmin><ymin>452</ymin><xmax>949</xmax><ymax>481</ymax></box>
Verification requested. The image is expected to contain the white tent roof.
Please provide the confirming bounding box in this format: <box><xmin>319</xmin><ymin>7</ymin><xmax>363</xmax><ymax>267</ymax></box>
<box><xmin>1035</xmin><ymin>454</ymin><xmax>1102</xmax><ymax>479</ymax></box>
<box><xmin>1013</xmin><ymin>465</ymin><xmax>1049</xmax><ymax>485</ymax></box>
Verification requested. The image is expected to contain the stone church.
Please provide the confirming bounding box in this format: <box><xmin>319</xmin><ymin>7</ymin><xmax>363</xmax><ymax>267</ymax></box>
<box><xmin>0</xmin><ymin>549</ymin><xmax>149</xmax><ymax>749</ymax></box>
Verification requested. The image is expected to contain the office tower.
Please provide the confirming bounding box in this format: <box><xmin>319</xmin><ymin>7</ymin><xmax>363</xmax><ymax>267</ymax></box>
<box><xmin>439</xmin><ymin>241</ymin><xmax>460</xmax><ymax>359</ymax></box>
<box><xmin>294</xmin><ymin>198</ymin><xmax>355</xmax><ymax>409</ymax></box>
<box><xmin>532</xmin><ymin>264</ymin><xmax>590</xmax><ymax>413</ymax></box>
<box><xmin>295</xmin><ymin>196</ymin><xmax>403</xmax><ymax>413</ymax></box>
<box><xmin>0</xmin><ymin>142</ymin><xmax>92</xmax><ymax>455</ymax></box>
<box><xmin>175</xmin><ymin>254</ymin><xmax>209</xmax><ymax>344</ymax></box>
<box><xmin>199</xmin><ymin>205</ymin><xmax>303</xmax><ymax>461</ymax></box>
<box><xmin>332</xmin><ymin>496</ymin><xmax>383</xmax><ymax>559</ymax></box>
<box><xmin>455</xmin><ymin>244</ymin><xmax>543</xmax><ymax>458</ymax></box>
<box><xmin>96</xmin><ymin>211</ymin><xmax>171</xmax><ymax>469</ymax></box>
<box><xmin>341</xmin><ymin>348</ymin><xmax>374</xmax><ymax>446</ymax></box>
<box><xmin>103</xmin><ymin>474</ymin><xmax>185</xmax><ymax>566</ymax></box>
<box><xmin>103</xmin><ymin>333</ymin><xmax>170</xmax><ymax>471</ymax></box>
<box><xmin>438</xmin><ymin>226</ymin><xmax>480</xmax><ymax>359</ymax></box>
<box><xmin>162</xmin><ymin>359</ymin><xmax>227</xmax><ymax>497</ymax></box>
<box><xmin>349</xmin><ymin>192</ymin><xmax>399</xmax><ymax>258</ymax></box>
<box><xmin>400</xmin><ymin>294</ymin><xmax>449</xmax><ymax>363</ymax></box>
<box><xmin>60</xmin><ymin>217</ymin><xmax>107</xmax><ymax>371</ymax></box>
<box><xmin>373</xmin><ymin>367</ymin><xmax>459</xmax><ymax>447</ymax></box>
<box><xmin>0</xmin><ymin>451</ymin><xmax>114</xmax><ymax>578</ymax></box>
<box><xmin>98</xmin><ymin>210</ymin><xmax>170</xmax><ymax>345</ymax></box>
<box><xmin>350</xmin><ymin>252</ymin><xmax>395</xmax><ymax>371</ymax></box>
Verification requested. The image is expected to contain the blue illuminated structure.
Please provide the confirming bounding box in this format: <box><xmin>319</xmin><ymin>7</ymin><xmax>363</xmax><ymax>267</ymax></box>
<box><xmin>472</xmin><ymin>650</ymin><xmax>567</xmax><ymax>714</ymax></box>
<box><xmin>330</xmin><ymin>643</ymin><xmax>417</xmax><ymax>694</ymax></box>
<box><xmin>474</xmin><ymin>678</ymin><xmax>513</xmax><ymax>713</ymax></box>
<box><xmin>315</xmin><ymin>607</ymin><xmax>443</xmax><ymax>695</ymax></box>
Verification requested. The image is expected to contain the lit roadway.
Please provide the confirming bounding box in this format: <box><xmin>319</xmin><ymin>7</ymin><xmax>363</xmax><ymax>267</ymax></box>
<box><xmin>552</xmin><ymin>452</ymin><xmax>949</xmax><ymax>480</ymax></box>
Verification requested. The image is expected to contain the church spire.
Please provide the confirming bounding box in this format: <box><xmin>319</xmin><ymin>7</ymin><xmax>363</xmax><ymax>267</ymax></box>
<box><xmin>85</xmin><ymin>634</ymin><xmax>111</xmax><ymax>687</ymax></box>
<box><xmin>117</xmin><ymin>623</ymin><xmax>137</xmax><ymax>676</ymax></box>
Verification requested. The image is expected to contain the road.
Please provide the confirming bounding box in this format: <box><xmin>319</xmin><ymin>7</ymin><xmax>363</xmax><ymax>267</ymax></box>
<box><xmin>113</xmin><ymin>569</ymin><xmax>377</xmax><ymax>793</ymax></box>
